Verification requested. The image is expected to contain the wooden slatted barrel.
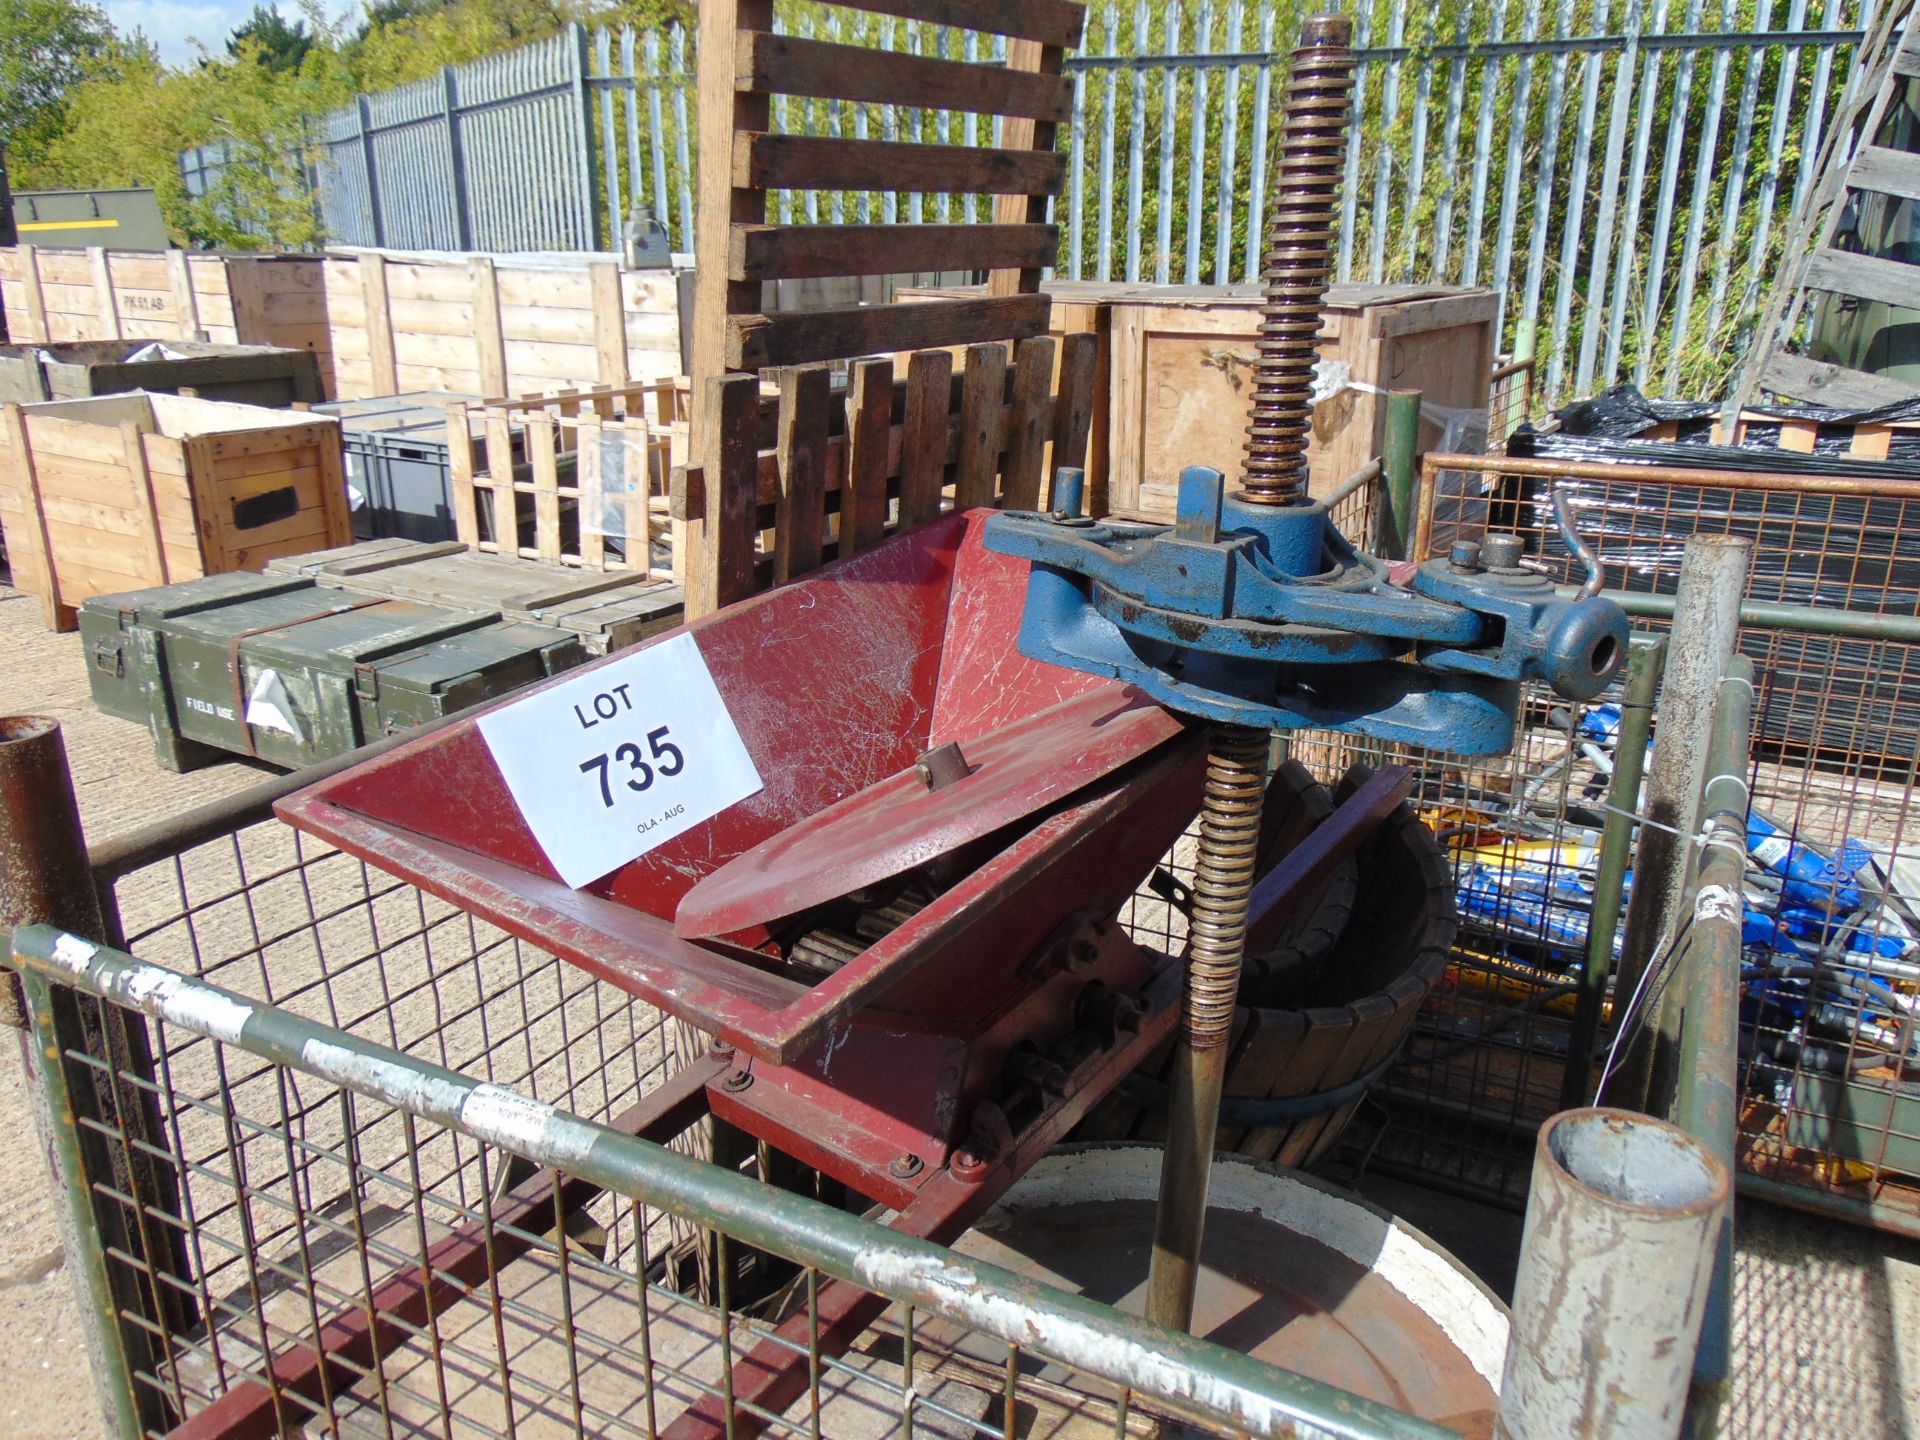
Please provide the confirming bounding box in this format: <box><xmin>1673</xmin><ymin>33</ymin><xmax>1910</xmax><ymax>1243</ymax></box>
<box><xmin>1081</xmin><ymin>760</ymin><xmax>1454</xmax><ymax>1168</ymax></box>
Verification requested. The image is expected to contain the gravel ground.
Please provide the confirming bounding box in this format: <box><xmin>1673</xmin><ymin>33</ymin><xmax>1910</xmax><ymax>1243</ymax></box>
<box><xmin>0</xmin><ymin>578</ymin><xmax>1916</xmax><ymax>1437</ymax></box>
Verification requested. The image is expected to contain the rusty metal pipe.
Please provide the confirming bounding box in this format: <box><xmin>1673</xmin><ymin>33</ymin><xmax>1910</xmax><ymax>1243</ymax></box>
<box><xmin>0</xmin><ymin>717</ymin><xmax>104</xmax><ymax>1010</ymax></box>
<box><xmin>1496</xmin><ymin>1108</ymin><xmax>1730</xmax><ymax>1440</ymax></box>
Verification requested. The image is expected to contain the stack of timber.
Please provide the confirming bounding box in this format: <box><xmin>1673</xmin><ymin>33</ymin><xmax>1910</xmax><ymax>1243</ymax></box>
<box><xmin>265</xmin><ymin>537</ymin><xmax>683</xmax><ymax>656</ymax></box>
<box><xmin>897</xmin><ymin>281</ymin><xmax>1500</xmax><ymax>518</ymax></box>
<box><xmin>0</xmin><ymin>391</ymin><xmax>351</xmax><ymax>630</ymax></box>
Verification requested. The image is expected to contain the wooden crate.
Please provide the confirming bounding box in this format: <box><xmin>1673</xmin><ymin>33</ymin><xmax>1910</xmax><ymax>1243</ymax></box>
<box><xmin>1111</xmin><ymin>284</ymin><xmax>1499</xmax><ymax>518</ymax></box>
<box><xmin>0</xmin><ymin>391</ymin><xmax>351</xmax><ymax>629</ymax></box>
<box><xmin>448</xmin><ymin>381</ymin><xmax>687</xmax><ymax>579</ymax></box>
<box><xmin>0</xmin><ymin>339</ymin><xmax>324</xmax><ymax>407</ymax></box>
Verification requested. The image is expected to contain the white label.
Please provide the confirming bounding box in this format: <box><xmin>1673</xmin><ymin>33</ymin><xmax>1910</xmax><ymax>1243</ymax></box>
<box><xmin>1752</xmin><ymin>833</ymin><xmax>1793</xmax><ymax>868</ymax></box>
<box><xmin>477</xmin><ymin>633</ymin><xmax>763</xmax><ymax>888</ymax></box>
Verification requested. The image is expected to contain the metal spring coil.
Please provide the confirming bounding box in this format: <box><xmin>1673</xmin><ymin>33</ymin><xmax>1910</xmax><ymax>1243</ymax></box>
<box><xmin>1184</xmin><ymin>725</ymin><xmax>1270</xmax><ymax>1048</ymax></box>
<box><xmin>1241</xmin><ymin>16</ymin><xmax>1356</xmax><ymax>506</ymax></box>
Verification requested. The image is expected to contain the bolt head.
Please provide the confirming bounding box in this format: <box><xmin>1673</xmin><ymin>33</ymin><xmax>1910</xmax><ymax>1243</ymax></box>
<box><xmin>888</xmin><ymin>1152</ymin><xmax>924</xmax><ymax>1179</ymax></box>
<box><xmin>721</xmin><ymin>1069</ymin><xmax>753</xmax><ymax>1093</ymax></box>
<box><xmin>1449</xmin><ymin>540</ymin><xmax>1483</xmax><ymax>572</ymax></box>
<box><xmin>1482</xmin><ymin>533</ymin><xmax>1527</xmax><ymax>570</ymax></box>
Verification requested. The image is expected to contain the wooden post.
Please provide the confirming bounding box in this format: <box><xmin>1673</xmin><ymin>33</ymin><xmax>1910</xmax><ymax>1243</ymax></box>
<box><xmin>446</xmin><ymin>401</ymin><xmax>482</xmax><ymax>543</ymax></box>
<box><xmin>470</xmin><ymin>257</ymin><xmax>508</xmax><ymax>398</ymax></box>
<box><xmin>690</xmin><ymin>0</ymin><xmax>771</xmax><ymax>452</ymax></box>
<box><xmin>88</xmin><ymin>247</ymin><xmax>121</xmax><ymax>340</ymax></box>
<box><xmin>119</xmin><ymin>422</ymin><xmax>170</xmax><ymax>585</ymax></box>
<box><xmin>591</xmin><ymin>259</ymin><xmax>631</xmax><ymax>390</ymax></box>
<box><xmin>687</xmin><ymin>372</ymin><xmax>760</xmax><ymax>617</ymax></box>
<box><xmin>989</xmin><ymin>38</ymin><xmax>1060</xmax><ymax>298</ymax></box>
<box><xmin>361</xmin><ymin>254</ymin><xmax>399</xmax><ymax>395</ymax></box>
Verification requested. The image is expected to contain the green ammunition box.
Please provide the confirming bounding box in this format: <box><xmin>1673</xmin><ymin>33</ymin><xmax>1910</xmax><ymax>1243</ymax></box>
<box><xmin>79</xmin><ymin>576</ymin><xmax>585</xmax><ymax>771</ymax></box>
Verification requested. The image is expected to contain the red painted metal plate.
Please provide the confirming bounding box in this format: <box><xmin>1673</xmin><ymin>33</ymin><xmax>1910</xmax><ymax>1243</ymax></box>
<box><xmin>675</xmin><ymin>686</ymin><xmax>1186</xmax><ymax>939</ymax></box>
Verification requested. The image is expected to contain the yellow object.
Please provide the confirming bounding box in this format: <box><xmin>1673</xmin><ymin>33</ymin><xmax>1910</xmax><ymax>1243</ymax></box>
<box><xmin>17</xmin><ymin>218</ymin><xmax>120</xmax><ymax>231</ymax></box>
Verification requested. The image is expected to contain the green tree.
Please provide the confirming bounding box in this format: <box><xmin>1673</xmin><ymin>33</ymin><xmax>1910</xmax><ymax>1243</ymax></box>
<box><xmin>0</xmin><ymin>0</ymin><xmax>116</xmax><ymax>148</ymax></box>
<box><xmin>227</xmin><ymin>5</ymin><xmax>316</xmax><ymax>73</ymax></box>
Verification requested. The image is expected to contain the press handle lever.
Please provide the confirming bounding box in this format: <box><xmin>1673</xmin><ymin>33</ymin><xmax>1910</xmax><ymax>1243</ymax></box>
<box><xmin>1553</xmin><ymin>486</ymin><xmax>1605</xmax><ymax>600</ymax></box>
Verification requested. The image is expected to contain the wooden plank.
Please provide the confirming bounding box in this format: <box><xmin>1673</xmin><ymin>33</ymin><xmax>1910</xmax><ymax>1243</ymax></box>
<box><xmin>773</xmin><ymin>364</ymin><xmax>832</xmax><ymax>582</ymax></box>
<box><xmin>576</xmin><ymin>416</ymin><xmax>607</xmax><ymax>568</ymax></box>
<box><xmin>989</xmin><ymin>38</ymin><xmax>1060</xmax><ymax>297</ymax></box>
<box><xmin>87</xmin><ymin>247</ymin><xmax>121</xmax><ymax>339</ymax></box>
<box><xmin>691</xmin><ymin>0</ymin><xmax>772</xmax><ymax>457</ymax></box>
<box><xmin>1001</xmin><ymin>336</ymin><xmax>1055</xmax><ymax>509</ymax></box>
<box><xmin>1851</xmin><ymin>423</ymin><xmax>1894</xmax><ymax>459</ymax></box>
<box><xmin>525</xmin><ymin>415</ymin><xmax>564</xmax><ymax>563</ymax></box>
<box><xmin>1777</xmin><ymin>420</ymin><xmax>1819</xmax><ymax>453</ymax></box>
<box><xmin>1761</xmin><ymin>350</ymin><xmax>1920</xmax><ymax>408</ymax></box>
<box><xmin>728</xmin><ymin>293</ymin><xmax>1049</xmax><ymax>370</ymax></box>
<box><xmin>1050</xmin><ymin>330</ymin><xmax>1101</xmax><ymax>482</ymax></box>
<box><xmin>734</xmin><ymin>32</ymin><xmax>1072</xmax><ymax>122</ymax></box>
<box><xmin>361</xmin><ymin>254</ymin><xmax>399</xmax><ymax>395</ymax></box>
<box><xmin>1847</xmin><ymin>144</ymin><xmax>1920</xmax><ymax>202</ymax></box>
<box><xmin>897</xmin><ymin>349</ymin><xmax>953</xmax><ymax>529</ymax></box>
<box><xmin>165</xmin><ymin>250</ymin><xmax>202</xmax><ymax>338</ymax></box>
<box><xmin>19</xmin><ymin>248</ymin><xmax>50</xmax><ymax>344</ymax></box>
<box><xmin>445</xmin><ymin>403</ymin><xmax>483</xmax><ymax>544</ymax></box>
<box><xmin>1802</xmin><ymin>246</ymin><xmax>1920</xmax><ymax>309</ymax></box>
<box><xmin>843</xmin><ymin>359</ymin><xmax>892</xmax><ymax>557</ymax></box>
<box><xmin>119</xmin><ymin>421</ymin><xmax>170</xmax><ymax>584</ymax></box>
<box><xmin>0</xmin><ymin>404</ymin><xmax>67</xmax><ymax>627</ymax></box>
<box><xmin>735</xmin><ymin>133</ymin><xmax>1066</xmax><ymax>196</ymax></box>
<box><xmin>687</xmin><ymin>372</ymin><xmax>762</xmax><ymax>618</ymax></box>
<box><xmin>824</xmin><ymin>0</ymin><xmax>1083</xmax><ymax>45</ymax></box>
<box><xmin>470</xmin><ymin>258</ymin><xmax>508</xmax><ymax>399</ymax></box>
<box><xmin>953</xmin><ymin>343</ymin><xmax>1008</xmax><ymax>510</ymax></box>
<box><xmin>312</xmin><ymin>422</ymin><xmax>352</xmax><ymax>550</ymax></box>
<box><xmin>730</xmin><ymin>223</ymin><xmax>1056</xmax><ymax>282</ymax></box>
<box><xmin>590</xmin><ymin>259</ymin><xmax>630</xmax><ymax>389</ymax></box>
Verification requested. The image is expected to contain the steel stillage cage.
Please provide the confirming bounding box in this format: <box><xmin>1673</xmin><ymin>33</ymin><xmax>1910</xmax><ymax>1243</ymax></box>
<box><xmin>4</xmin><ymin>735</ymin><xmax>1457</xmax><ymax>1440</ymax></box>
<box><xmin>1354</xmin><ymin>450</ymin><xmax>1920</xmax><ymax>1233</ymax></box>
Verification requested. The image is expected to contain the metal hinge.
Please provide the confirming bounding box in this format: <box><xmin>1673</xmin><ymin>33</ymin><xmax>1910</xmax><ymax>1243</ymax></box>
<box><xmin>91</xmin><ymin>638</ymin><xmax>124</xmax><ymax>679</ymax></box>
<box><xmin>353</xmin><ymin>663</ymin><xmax>379</xmax><ymax>702</ymax></box>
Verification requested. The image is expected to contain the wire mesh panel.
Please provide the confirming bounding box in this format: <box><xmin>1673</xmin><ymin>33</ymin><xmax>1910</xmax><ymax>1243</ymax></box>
<box><xmin>1391</xmin><ymin>454</ymin><xmax>1920</xmax><ymax>1227</ymax></box>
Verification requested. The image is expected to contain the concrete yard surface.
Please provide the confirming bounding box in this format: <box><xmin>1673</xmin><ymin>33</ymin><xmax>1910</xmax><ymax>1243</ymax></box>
<box><xmin>0</xmin><ymin>580</ymin><xmax>1917</xmax><ymax>1438</ymax></box>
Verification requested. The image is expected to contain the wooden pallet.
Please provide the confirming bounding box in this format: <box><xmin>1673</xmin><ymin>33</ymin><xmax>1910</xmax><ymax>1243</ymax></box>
<box><xmin>1734</xmin><ymin>2</ymin><xmax>1920</xmax><ymax>410</ymax></box>
<box><xmin>265</xmin><ymin>538</ymin><xmax>683</xmax><ymax>655</ymax></box>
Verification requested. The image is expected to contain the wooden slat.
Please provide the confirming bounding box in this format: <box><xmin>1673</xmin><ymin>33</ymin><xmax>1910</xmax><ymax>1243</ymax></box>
<box><xmin>824</xmin><ymin>0</ymin><xmax>1084</xmax><ymax>46</ymax></box>
<box><xmin>734</xmin><ymin>32</ymin><xmax>1072</xmax><ymax>122</ymax></box>
<box><xmin>1050</xmin><ymin>331</ymin><xmax>1101</xmax><ymax>480</ymax></box>
<box><xmin>361</xmin><ymin>255</ymin><xmax>399</xmax><ymax>395</ymax></box>
<box><xmin>20</xmin><ymin>248</ymin><xmax>49</xmax><ymax>343</ymax></box>
<box><xmin>843</xmin><ymin>359</ymin><xmax>893</xmax><ymax>557</ymax></box>
<box><xmin>591</xmin><ymin>259</ymin><xmax>631</xmax><ymax>388</ymax></box>
<box><xmin>1777</xmin><ymin>420</ymin><xmax>1818</xmax><ymax>453</ymax></box>
<box><xmin>526</xmin><ymin>415</ymin><xmax>564</xmax><ymax>563</ymax></box>
<box><xmin>735</xmin><ymin>133</ymin><xmax>1066</xmax><ymax>196</ymax></box>
<box><xmin>953</xmin><ymin>343</ymin><xmax>1009</xmax><ymax>509</ymax></box>
<box><xmin>774</xmin><ymin>364</ymin><xmax>832</xmax><ymax>581</ymax></box>
<box><xmin>727</xmin><ymin>293</ymin><xmax>1049</xmax><ymax>369</ymax></box>
<box><xmin>1761</xmin><ymin>350</ymin><xmax>1920</xmax><ymax>408</ymax></box>
<box><xmin>990</xmin><ymin>38</ymin><xmax>1061</xmax><ymax>297</ymax></box>
<box><xmin>728</xmin><ymin>222</ymin><xmax>1057</xmax><ymax>282</ymax></box>
<box><xmin>1801</xmin><ymin>246</ymin><xmax>1920</xmax><ymax>309</ymax></box>
<box><xmin>88</xmin><ymin>246</ymin><xmax>121</xmax><ymax>339</ymax></box>
<box><xmin>578</xmin><ymin>416</ymin><xmax>607</xmax><ymax>568</ymax></box>
<box><xmin>166</xmin><ymin>250</ymin><xmax>202</xmax><ymax>338</ymax></box>
<box><xmin>1001</xmin><ymin>336</ymin><xmax>1055</xmax><ymax>509</ymax></box>
<box><xmin>897</xmin><ymin>350</ymin><xmax>953</xmax><ymax>529</ymax></box>
<box><xmin>1848</xmin><ymin>144</ymin><xmax>1920</xmax><ymax>203</ymax></box>
<box><xmin>120</xmin><ymin>421</ymin><xmax>171</xmax><ymax>583</ymax></box>
<box><xmin>471</xmin><ymin>258</ymin><xmax>508</xmax><ymax>398</ymax></box>
<box><xmin>688</xmin><ymin>372</ymin><xmax>762</xmax><ymax>617</ymax></box>
<box><xmin>1</xmin><ymin>403</ymin><xmax>66</xmax><ymax>628</ymax></box>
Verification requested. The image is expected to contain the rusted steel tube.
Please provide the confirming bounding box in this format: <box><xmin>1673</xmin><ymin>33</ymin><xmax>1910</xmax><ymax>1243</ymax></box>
<box><xmin>0</xmin><ymin>717</ymin><xmax>105</xmax><ymax>1015</ymax></box>
<box><xmin>1612</xmin><ymin>534</ymin><xmax>1750</xmax><ymax>1110</ymax></box>
<box><xmin>1495</xmin><ymin>1108</ymin><xmax>1730</xmax><ymax>1440</ymax></box>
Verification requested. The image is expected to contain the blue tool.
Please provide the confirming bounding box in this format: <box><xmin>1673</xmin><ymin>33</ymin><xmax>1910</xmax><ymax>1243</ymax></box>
<box><xmin>984</xmin><ymin>466</ymin><xmax>1630</xmax><ymax>755</ymax></box>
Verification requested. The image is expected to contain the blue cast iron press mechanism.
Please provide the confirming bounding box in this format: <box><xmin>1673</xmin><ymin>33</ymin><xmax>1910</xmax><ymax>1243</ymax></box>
<box><xmin>981</xmin><ymin>10</ymin><xmax>1630</xmax><ymax>1338</ymax></box>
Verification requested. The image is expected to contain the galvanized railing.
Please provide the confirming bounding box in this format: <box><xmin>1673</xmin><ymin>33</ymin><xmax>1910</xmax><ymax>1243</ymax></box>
<box><xmin>5</xmin><ymin>918</ymin><xmax>1450</xmax><ymax>1440</ymax></box>
<box><xmin>180</xmin><ymin>0</ymin><xmax>1868</xmax><ymax>404</ymax></box>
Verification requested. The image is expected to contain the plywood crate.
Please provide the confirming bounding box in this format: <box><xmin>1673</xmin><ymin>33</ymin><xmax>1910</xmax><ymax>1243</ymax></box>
<box><xmin>1109</xmin><ymin>283</ymin><xmax>1499</xmax><ymax>519</ymax></box>
<box><xmin>0</xmin><ymin>391</ymin><xmax>351</xmax><ymax>630</ymax></box>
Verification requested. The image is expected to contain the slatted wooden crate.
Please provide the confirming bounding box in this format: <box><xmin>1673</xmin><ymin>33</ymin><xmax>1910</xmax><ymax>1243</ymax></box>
<box><xmin>0</xmin><ymin>391</ymin><xmax>350</xmax><ymax>630</ymax></box>
<box><xmin>673</xmin><ymin>335</ymin><xmax>1098</xmax><ymax>614</ymax></box>
<box><xmin>446</xmin><ymin>381</ymin><xmax>686</xmax><ymax>578</ymax></box>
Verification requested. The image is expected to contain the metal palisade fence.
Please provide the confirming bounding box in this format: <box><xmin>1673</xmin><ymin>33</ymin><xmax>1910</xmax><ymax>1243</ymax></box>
<box><xmin>181</xmin><ymin>0</ymin><xmax>1872</xmax><ymax>404</ymax></box>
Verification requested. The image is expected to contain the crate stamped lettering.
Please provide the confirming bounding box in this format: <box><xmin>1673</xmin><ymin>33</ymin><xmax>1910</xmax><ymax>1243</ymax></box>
<box><xmin>477</xmin><ymin>632</ymin><xmax>762</xmax><ymax>886</ymax></box>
